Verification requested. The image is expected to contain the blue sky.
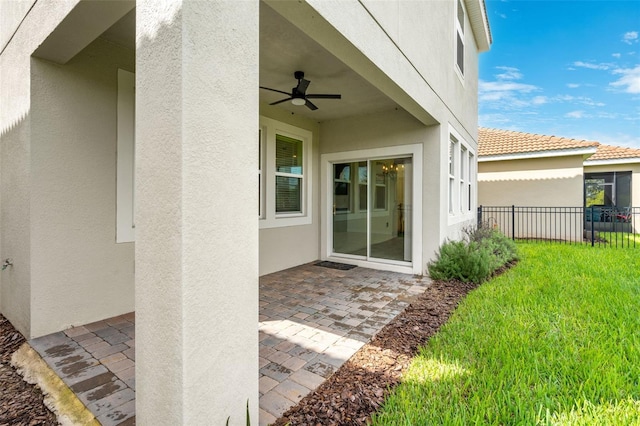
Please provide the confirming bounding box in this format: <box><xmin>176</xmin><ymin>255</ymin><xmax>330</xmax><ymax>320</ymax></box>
<box><xmin>480</xmin><ymin>0</ymin><xmax>640</xmax><ymax>148</ymax></box>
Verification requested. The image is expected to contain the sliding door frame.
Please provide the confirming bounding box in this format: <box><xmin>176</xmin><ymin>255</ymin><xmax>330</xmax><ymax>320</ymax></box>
<box><xmin>321</xmin><ymin>144</ymin><xmax>423</xmax><ymax>275</ymax></box>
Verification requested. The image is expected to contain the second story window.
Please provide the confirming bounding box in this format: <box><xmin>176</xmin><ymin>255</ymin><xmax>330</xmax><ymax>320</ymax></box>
<box><xmin>455</xmin><ymin>0</ymin><xmax>465</xmax><ymax>77</ymax></box>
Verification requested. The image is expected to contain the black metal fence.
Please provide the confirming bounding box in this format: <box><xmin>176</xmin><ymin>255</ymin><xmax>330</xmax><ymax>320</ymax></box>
<box><xmin>478</xmin><ymin>206</ymin><xmax>639</xmax><ymax>248</ymax></box>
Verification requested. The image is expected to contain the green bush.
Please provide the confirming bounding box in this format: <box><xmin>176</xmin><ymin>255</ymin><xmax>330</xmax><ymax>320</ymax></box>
<box><xmin>427</xmin><ymin>226</ymin><xmax>518</xmax><ymax>284</ymax></box>
<box><xmin>476</xmin><ymin>228</ymin><xmax>518</xmax><ymax>270</ymax></box>
<box><xmin>428</xmin><ymin>240</ymin><xmax>492</xmax><ymax>284</ymax></box>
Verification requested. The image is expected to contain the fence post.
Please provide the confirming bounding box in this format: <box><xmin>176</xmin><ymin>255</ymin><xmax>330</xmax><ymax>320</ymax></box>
<box><xmin>590</xmin><ymin>206</ymin><xmax>595</xmax><ymax>247</ymax></box>
<box><xmin>477</xmin><ymin>206</ymin><xmax>482</xmax><ymax>228</ymax></box>
<box><xmin>511</xmin><ymin>205</ymin><xmax>515</xmax><ymax>241</ymax></box>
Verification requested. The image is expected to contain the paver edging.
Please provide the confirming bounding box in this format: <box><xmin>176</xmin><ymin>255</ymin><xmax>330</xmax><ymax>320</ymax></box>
<box><xmin>11</xmin><ymin>342</ymin><xmax>101</xmax><ymax>426</ymax></box>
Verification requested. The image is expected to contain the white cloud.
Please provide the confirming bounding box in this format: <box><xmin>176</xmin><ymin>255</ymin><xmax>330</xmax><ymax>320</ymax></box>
<box><xmin>612</xmin><ymin>53</ymin><xmax>621</xmax><ymax>59</ymax></box>
<box><xmin>479</xmin><ymin>81</ymin><xmax>537</xmax><ymax>93</ymax></box>
<box><xmin>495</xmin><ymin>66</ymin><xmax>523</xmax><ymax>80</ymax></box>
<box><xmin>622</xmin><ymin>31</ymin><xmax>638</xmax><ymax>45</ymax></box>
<box><xmin>550</xmin><ymin>95</ymin><xmax>604</xmax><ymax>107</ymax></box>
<box><xmin>566</xmin><ymin>83</ymin><xmax>580</xmax><ymax>88</ymax></box>
<box><xmin>565</xmin><ymin>111</ymin><xmax>585</xmax><ymax>119</ymax></box>
<box><xmin>573</xmin><ymin>61</ymin><xmax>612</xmax><ymax>71</ymax></box>
<box><xmin>588</xmin><ymin>132</ymin><xmax>640</xmax><ymax>149</ymax></box>
<box><xmin>478</xmin><ymin>66</ymin><xmax>541</xmax><ymax>107</ymax></box>
<box><xmin>610</xmin><ymin>65</ymin><xmax>640</xmax><ymax>94</ymax></box>
<box><xmin>531</xmin><ymin>96</ymin><xmax>547</xmax><ymax>105</ymax></box>
<box><xmin>499</xmin><ymin>13</ymin><xmax>507</xmax><ymax>19</ymax></box>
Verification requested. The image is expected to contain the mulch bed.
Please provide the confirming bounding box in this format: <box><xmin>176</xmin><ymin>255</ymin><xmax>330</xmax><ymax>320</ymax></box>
<box><xmin>0</xmin><ymin>314</ymin><xmax>57</xmax><ymax>426</ymax></box>
<box><xmin>273</xmin><ymin>279</ymin><xmax>480</xmax><ymax>426</ymax></box>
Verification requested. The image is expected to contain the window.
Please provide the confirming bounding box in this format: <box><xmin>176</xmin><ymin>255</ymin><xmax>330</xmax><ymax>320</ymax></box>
<box><xmin>455</xmin><ymin>0</ymin><xmax>465</xmax><ymax>77</ymax></box>
<box><xmin>449</xmin><ymin>137</ymin><xmax>457</xmax><ymax>213</ymax></box>
<box><xmin>275</xmin><ymin>135</ymin><xmax>304</xmax><ymax>213</ymax></box>
<box><xmin>448</xmin><ymin>127</ymin><xmax>476</xmax><ymax>217</ymax></box>
<box><xmin>460</xmin><ymin>145</ymin><xmax>467</xmax><ymax>211</ymax></box>
<box><xmin>374</xmin><ymin>161</ymin><xmax>389</xmax><ymax>211</ymax></box>
<box><xmin>585</xmin><ymin>171</ymin><xmax>632</xmax><ymax>208</ymax></box>
<box><xmin>333</xmin><ymin>161</ymin><xmax>377</xmax><ymax>213</ymax></box>
<box><xmin>259</xmin><ymin>117</ymin><xmax>313</xmax><ymax>228</ymax></box>
<box><xmin>358</xmin><ymin>163</ymin><xmax>368</xmax><ymax>211</ymax></box>
<box><xmin>116</xmin><ymin>69</ymin><xmax>135</xmax><ymax>243</ymax></box>
<box><xmin>334</xmin><ymin>163</ymin><xmax>352</xmax><ymax>213</ymax></box>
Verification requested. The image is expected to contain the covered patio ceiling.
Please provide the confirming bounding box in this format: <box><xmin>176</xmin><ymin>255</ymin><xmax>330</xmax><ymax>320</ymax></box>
<box><xmin>99</xmin><ymin>3</ymin><xmax>399</xmax><ymax>123</ymax></box>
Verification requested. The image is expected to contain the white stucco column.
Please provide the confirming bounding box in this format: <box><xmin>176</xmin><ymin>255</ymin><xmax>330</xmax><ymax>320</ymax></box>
<box><xmin>135</xmin><ymin>1</ymin><xmax>259</xmax><ymax>424</ymax></box>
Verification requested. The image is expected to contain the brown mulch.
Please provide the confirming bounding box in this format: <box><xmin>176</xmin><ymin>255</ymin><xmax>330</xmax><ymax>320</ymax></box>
<box><xmin>0</xmin><ymin>314</ymin><xmax>57</xmax><ymax>426</ymax></box>
<box><xmin>273</xmin><ymin>279</ymin><xmax>480</xmax><ymax>426</ymax></box>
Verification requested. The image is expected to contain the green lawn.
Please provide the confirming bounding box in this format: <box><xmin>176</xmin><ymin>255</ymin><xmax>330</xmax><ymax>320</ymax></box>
<box><xmin>598</xmin><ymin>232</ymin><xmax>640</xmax><ymax>246</ymax></box>
<box><xmin>372</xmin><ymin>243</ymin><xmax>640</xmax><ymax>425</ymax></box>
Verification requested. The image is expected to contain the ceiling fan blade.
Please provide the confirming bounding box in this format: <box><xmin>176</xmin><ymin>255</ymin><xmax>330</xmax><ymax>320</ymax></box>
<box><xmin>305</xmin><ymin>99</ymin><xmax>318</xmax><ymax>110</ymax></box>
<box><xmin>260</xmin><ymin>86</ymin><xmax>292</xmax><ymax>96</ymax></box>
<box><xmin>297</xmin><ymin>78</ymin><xmax>310</xmax><ymax>95</ymax></box>
<box><xmin>306</xmin><ymin>94</ymin><xmax>342</xmax><ymax>99</ymax></box>
<box><xmin>270</xmin><ymin>97</ymin><xmax>293</xmax><ymax>106</ymax></box>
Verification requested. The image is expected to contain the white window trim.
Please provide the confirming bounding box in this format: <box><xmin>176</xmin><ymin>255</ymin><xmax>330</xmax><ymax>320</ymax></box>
<box><xmin>449</xmin><ymin>137</ymin><xmax>457</xmax><ymax>214</ymax></box>
<box><xmin>259</xmin><ymin>116</ymin><xmax>313</xmax><ymax>229</ymax></box>
<box><xmin>116</xmin><ymin>69</ymin><xmax>135</xmax><ymax>243</ymax></box>
<box><xmin>258</xmin><ymin>126</ymin><xmax>266</xmax><ymax>219</ymax></box>
<box><xmin>454</xmin><ymin>0</ymin><xmax>466</xmax><ymax>83</ymax></box>
<box><xmin>321</xmin><ymin>144</ymin><xmax>423</xmax><ymax>275</ymax></box>
<box><xmin>448</xmin><ymin>125</ymin><xmax>476</xmax><ymax>225</ymax></box>
<box><xmin>460</xmin><ymin>145</ymin><xmax>467</xmax><ymax>211</ymax></box>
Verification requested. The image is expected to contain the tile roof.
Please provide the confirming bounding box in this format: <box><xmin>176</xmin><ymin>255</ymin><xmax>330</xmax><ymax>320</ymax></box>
<box><xmin>584</xmin><ymin>143</ymin><xmax>640</xmax><ymax>162</ymax></box>
<box><xmin>478</xmin><ymin>127</ymin><xmax>600</xmax><ymax>157</ymax></box>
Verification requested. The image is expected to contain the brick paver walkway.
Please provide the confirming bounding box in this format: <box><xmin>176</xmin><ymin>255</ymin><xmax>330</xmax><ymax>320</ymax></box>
<box><xmin>28</xmin><ymin>262</ymin><xmax>429</xmax><ymax>426</ymax></box>
<box><xmin>29</xmin><ymin>313</ymin><xmax>135</xmax><ymax>426</ymax></box>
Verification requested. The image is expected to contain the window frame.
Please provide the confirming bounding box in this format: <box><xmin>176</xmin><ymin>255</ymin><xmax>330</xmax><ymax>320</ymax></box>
<box><xmin>449</xmin><ymin>136</ymin><xmax>457</xmax><ymax>214</ymax></box>
<box><xmin>259</xmin><ymin>116</ymin><xmax>313</xmax><ymax>229</ymax></box>
<box><xmin>448</xmin><ymin>126</ymin><xmax>476</xmax><ymax>222</ymax></box>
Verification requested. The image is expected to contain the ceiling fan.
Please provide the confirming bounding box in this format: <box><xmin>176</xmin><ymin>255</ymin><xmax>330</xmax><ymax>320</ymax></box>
<box><xmin>260</xmin><ymin>71</ymin><xmax>341</xmax><ymax>110</ymax></box>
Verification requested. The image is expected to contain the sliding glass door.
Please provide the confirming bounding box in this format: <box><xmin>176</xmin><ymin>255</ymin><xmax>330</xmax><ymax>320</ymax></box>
<box><xmin>332</xmin><ymin>156</ymin><xmax>412</xmax><ymax>264</ymax></box>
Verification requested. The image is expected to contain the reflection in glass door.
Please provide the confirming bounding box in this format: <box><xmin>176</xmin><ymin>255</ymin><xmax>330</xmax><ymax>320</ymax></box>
<box><xmin>332</xmin><ymin>157</ymin><xmax>412</xmax><ymax>264</ymax></box>
<box><xmin>333</xmin><ymin>162</ymin><xmax>367</xmax><ymax>256</ymax></box>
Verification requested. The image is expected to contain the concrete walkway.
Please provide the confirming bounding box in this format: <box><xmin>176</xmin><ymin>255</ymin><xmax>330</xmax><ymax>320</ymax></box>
<box><xmin>28</xmin><ymin>262</ymin><xmax>429</xmax><ymax>426</ymax></box>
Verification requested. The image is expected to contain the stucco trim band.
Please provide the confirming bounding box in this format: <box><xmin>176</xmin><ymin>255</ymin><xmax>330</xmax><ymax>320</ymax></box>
<box><xmin>479</xmin><ymin>147</ymin><xmax>597</xmax><ymax>163</ymax></box>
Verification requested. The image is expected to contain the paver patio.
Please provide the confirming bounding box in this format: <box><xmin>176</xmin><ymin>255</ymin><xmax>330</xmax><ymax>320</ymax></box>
<box><xmin>28</xmin><ymin>262</ymin><xmax>429</xmax><ymax>425</ymax></box>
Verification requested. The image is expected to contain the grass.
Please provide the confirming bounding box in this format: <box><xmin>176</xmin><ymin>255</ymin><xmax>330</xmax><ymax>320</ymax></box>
<box><xmin>597</xmin><ymin>231</ymin><xmax>640</xmax><ymax>246</ymax></box>
<box><xmin>371</xmin><ymin>243</ymin><xmax>640</xmax><ymax>425</ymax></box>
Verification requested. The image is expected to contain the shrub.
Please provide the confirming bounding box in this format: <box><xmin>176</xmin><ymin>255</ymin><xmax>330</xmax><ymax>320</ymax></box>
<box><xmin>477</xmin><ymin>228</ymin><xmax>519</xmax><ymax>270</ymax></box>
<box><xmin>428</xmin><ymin>240</ymin><xmax>493</xmax><ymax>284</ymax></box>
<box><xmin>428</xmin><ymin>226</ymin><xmax>518</xmax><ymax>284</ymax></box>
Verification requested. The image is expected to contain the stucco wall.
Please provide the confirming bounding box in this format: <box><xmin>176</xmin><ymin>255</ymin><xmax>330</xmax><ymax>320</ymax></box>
<box><xmin>259</xmin><ymin>105</ymin><xmax>321</xmax><ymax>275</ymax></box>
<box><xmin>478</xmin><ymin>155</ymin><xmax>586</xmax><ymax>207</ymax></box>
<box><xmin>0</xmin><ymin>0</ymin><xmax>37</xmax><ymax>49</ymax></box>
<box><xmin>320</xmin><ymin>109</ymin><xmax>427</xmax><ymax>154</ymax></box>
<box><xmin>584</xmin><ymin>162</ymin><xmax>640</xmax><ymax>208</ymax></box>
<box><xmin>29</xmin><ymin>37</ymin><xmax>135</xmax><ymax>337</ymax></box>
<box><xmin>359</xmin><ymin>0</ymin><xmax>480</xmax><ymax>135</ymax></box>
<box><xmin>0</xmin><ymin>0</ymin><xmax>80</xmax><ymax>337</ymax></box>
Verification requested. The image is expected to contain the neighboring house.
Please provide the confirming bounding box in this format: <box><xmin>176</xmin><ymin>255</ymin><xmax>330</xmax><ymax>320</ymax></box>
<box><xmin>477</xmin><ymin>127</ymin><xmax>599</xmax><ymax>207</ymax></box>
<box><xmin>477</xmin><ymin>128</ymin><xmax>640</xmax><ymax>238</ymax></box>
<box><xmin>478</xmin><ymin>127</ymin><xmax>640</xmax><ymax>208</ymax></box>
<box><xmin>1</xmin><ymin>0</ymin><xmax>491</xmax><ymax>422</ymax></box>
